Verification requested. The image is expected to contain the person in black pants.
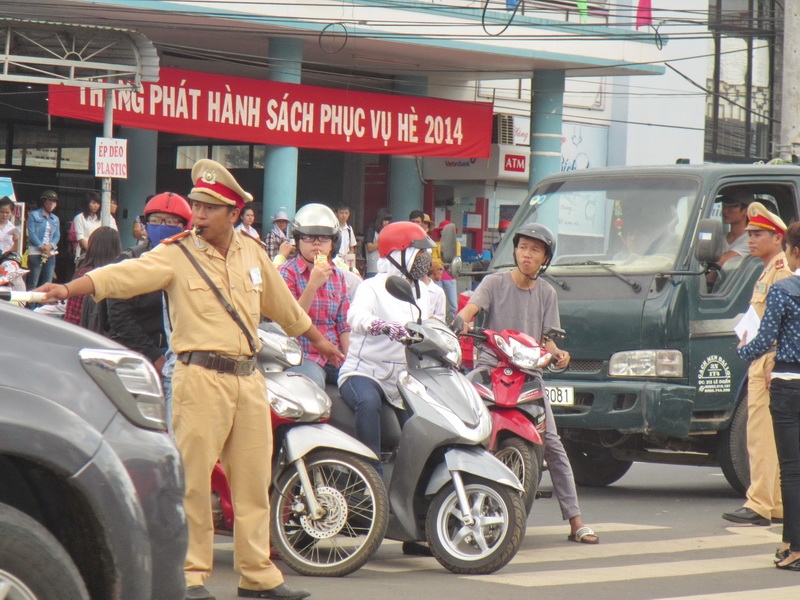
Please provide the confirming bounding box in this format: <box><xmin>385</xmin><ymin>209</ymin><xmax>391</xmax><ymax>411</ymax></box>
<box><xmin>738</xmin><ymin>220</ymin><xmax>800</xmax><ymax>571</ymax></box>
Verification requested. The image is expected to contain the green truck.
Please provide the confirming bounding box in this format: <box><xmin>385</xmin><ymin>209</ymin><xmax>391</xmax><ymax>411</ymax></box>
<box><xmin>490</xmin><ymin>163</ymin><xmax>800</xmax><ymax>494</ymax></box>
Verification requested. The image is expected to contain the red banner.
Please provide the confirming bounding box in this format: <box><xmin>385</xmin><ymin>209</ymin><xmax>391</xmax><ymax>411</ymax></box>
<box><xmin>48</xmin><ymin>67</ymin><xmax>493</xmax><ymax>159</ymax></box>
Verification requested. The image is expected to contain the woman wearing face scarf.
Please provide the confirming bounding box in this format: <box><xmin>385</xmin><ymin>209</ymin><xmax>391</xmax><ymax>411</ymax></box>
<box><xmin>105</xmin><ymin>192</ymin><xmax>192</xmax><ymax>374</ymax></box>
<box><xmin>338</xmin><ymin>221</ymin><xmax>435</xmax><ymax>474</ymax></box>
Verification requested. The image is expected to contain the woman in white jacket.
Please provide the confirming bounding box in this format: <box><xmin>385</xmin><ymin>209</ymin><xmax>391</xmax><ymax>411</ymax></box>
<box><xmin>338</xmin><ymin>221</ymin><xmax>435</xmax><ymax>471</ymax></box>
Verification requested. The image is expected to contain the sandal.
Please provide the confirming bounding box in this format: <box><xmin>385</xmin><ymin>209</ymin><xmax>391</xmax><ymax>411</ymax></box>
<box><xmin>775</xmin><ymin>548</ymin><xmax>791</xmax><ymax>564</ymax></box>
<box><xmin>568</xmin><ymin>526</ymin><xmax>599</xmax><ymax>544</ymax></box>
<box><xmin>775</xmin><ymin>556</ymin><xmax>800</xmax><ymax>571</ymax></box>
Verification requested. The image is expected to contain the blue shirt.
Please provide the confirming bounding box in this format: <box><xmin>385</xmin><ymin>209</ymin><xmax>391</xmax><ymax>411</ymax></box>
<box><xmin>738</xmin><ymin>276</ymin><xmax>800</xmax><ymax>364</ymax></box>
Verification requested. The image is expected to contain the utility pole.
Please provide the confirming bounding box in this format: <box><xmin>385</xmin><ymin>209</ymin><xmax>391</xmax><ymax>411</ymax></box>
<box><xmin>779</xmin><ymin>2</ymin><xmax>799</xmax><ymax>162</ymax></box>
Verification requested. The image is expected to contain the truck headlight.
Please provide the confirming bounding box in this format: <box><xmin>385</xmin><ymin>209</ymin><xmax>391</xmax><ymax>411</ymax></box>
<box><xmin>608</xmin><ymin>350</ymin><xmax>683</xmax><ymax>377</ymax></box>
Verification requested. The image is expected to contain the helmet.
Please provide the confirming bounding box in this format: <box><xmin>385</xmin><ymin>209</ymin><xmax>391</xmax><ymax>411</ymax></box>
<box><xmin>293</xmin><ymin>203</ymin><xmax>340</xmax><ymax>247</ymax></box>
<box><xmin>145</xmin><ymin>192</ymin><xmax>192</xmax><ymax>224</ymax></box>
<box><xmin>378</xmin><ymin>221</ymin><xmax>435</xmax><ymax>258</ymax></box>
<box><xmin>513</xmin><ymin>222</ymin><xmax>556</xmax><ymax>275</ymax></box>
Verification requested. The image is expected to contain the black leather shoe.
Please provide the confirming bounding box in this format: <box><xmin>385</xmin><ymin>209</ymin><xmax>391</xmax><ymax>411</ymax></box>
<box><xmin>722</xmin><ymin>507</ymin><xmax>771</xmax><ymax>526</ymax></box>
<box><xmin>186</xmin><ymin>586</ymin><xmax>216</xmax><ymax>600</ymax></box>
<box><xmin>402</xmin><ymin>541</ymin><xmax>433</xmax><ymax>557</ymax></box>
<box><xmin>772</xmin><ymin>517</ymin><xmax>784</xmax><ymax>524</ymax></box>
<box><xmin>238</xmin><ymin>584</ymin><xmax>310</xmax><ymax>600</ymax></box>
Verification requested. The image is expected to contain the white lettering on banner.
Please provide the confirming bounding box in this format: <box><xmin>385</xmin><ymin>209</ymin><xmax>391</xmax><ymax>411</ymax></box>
<box><xmin>397</xmin><ymin>109</ymin><xmax>419</xmax><ymax>143</ymax></box>
<box><xmin>207</xmin><ymin>87</ymin><xmax>260</xmax><ymax>126</ymax></box>
<box><xmin>369</xmin><ymin>110</ymin><xmax>392</xmax><ymax>146</ymax></box>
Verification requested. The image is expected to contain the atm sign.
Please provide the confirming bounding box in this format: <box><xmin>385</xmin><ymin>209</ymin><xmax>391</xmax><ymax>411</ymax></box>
<box><xmin>504</xmin><ymin>154</ymin><xmax>526</xmax><ymax>172</ymax></box>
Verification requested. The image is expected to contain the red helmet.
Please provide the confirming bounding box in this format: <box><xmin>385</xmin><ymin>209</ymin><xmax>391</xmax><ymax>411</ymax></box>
<box><xmin>144</xmin><ymin>192</ymin><xmax>192</xmax><ymax>225</ymax></box>
<box><xmin>378</xmin><ymin>221</ymin><xmax>436</xmax><ymax>258</ymax></box>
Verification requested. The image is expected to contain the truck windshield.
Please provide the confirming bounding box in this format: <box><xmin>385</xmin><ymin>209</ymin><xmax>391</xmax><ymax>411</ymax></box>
<box><xmin>495</xmin><ymin>175</ymin><xmax>701</xmax><ymax>275</ymax></box>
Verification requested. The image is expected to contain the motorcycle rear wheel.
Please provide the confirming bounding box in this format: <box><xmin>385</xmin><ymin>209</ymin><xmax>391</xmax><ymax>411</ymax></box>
<box><xmin>426</xmin><ymin>475</ymin><xmax>525</xmax><ymax>575</ymax></box>
<box><xmin>270</xmin><ymin>449</ymin><xmax>388</xmax><ymax>577</ymax></box>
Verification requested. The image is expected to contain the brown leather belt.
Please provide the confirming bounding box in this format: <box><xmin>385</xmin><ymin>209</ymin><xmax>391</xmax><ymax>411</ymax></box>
<box><xmin>177</xmin><ymin>351</ymin><xmax>256</xmax><ymax>376</ymax></box>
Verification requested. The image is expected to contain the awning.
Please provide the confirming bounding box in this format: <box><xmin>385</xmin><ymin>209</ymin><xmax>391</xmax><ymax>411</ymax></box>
<box><xmin>0</xmin><ymin>18</ymin><xmax>158</xmax><ymax>90</ymax></box>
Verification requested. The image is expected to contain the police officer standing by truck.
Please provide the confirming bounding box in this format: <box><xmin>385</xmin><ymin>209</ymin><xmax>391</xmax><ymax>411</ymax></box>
<box><xmin>723</xmin><ymin>202</ymin><xmax>791</xmax><ymax>527</ymax></box>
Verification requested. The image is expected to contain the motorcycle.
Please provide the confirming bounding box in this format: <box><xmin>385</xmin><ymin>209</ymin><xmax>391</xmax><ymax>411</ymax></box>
<box><xmin>211</xmin><ymin>323</ymin><xmax>389</xmax><ymax>577</ymax></box>
<box><xmin>0</xmin><ymin>250</ymin><xmax>28</xmax><ymax>292</ymax></box>
<box><xmin>329</xmin><ymin>276</ymin><xmax>526</xmax><ymax>575</ymax></box>
<box><xmin>463</xmin><ymin>326</ymin><xmax>565</xmax><ymax>515</ymax></box>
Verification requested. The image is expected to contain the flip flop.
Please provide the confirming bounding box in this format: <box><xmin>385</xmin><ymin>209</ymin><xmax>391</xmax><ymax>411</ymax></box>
<box><xmin>775</xmin><ymin>556</ymin><xmax>800</xmax><ymax>571</ymax></box>
<box><xmin>568</xmin><ymin>526</ymin><xmax>599</xmax><ymax>544</ymax></box>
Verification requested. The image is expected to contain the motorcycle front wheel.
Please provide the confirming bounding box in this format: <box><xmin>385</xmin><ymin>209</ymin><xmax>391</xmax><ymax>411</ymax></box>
<box><xmin>270</xmin><ymin>449</ymin><xmax>389</xmax><ymax>577</ymax></box>
<box><xmin>493</xmin><ymin>436</ymin><xmax>542</xmax><ymax>516</ymax></box>
<box><xmin>426</xmin><ymin>475</ymin><xmax>525</xmax><ymax>575</ymax></box>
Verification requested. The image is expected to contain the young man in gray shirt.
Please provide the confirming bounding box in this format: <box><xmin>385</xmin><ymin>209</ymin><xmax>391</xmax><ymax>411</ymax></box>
<box><xmin>457</xmin><ymin>223</ymin><xmax>599</xmax><ymax>544</ymax></box>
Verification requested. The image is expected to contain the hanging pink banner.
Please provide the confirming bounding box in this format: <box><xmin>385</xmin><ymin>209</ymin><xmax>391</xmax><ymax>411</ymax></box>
<box><xmin>48</xmin><ymin>67</ymin><xmax>493</xmax><ymax>158</ymax></box>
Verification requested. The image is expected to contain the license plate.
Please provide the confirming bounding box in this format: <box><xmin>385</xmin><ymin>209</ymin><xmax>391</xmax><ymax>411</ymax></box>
<box><xmin>545</xmin><ymin>386</ymin><xmax>575</xmax><ymax>406</ymax></box>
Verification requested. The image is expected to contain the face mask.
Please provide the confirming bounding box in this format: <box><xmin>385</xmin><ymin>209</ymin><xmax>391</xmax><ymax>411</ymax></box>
<box><xmin>408</xmin><ymin>250</ymin><xmax>432</xmax><ymax>281</ymax></box>
<box><xmin>146</xmin><ymin>223</ymin><xmax>183</xmax><ymax>246</ymax></box>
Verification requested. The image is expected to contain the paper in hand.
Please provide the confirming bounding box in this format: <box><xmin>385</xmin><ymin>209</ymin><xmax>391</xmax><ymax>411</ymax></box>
<box><xmin>734</xmin><ymin>306</ymin><xmax>760</xmax><ymax>342</ymax></box>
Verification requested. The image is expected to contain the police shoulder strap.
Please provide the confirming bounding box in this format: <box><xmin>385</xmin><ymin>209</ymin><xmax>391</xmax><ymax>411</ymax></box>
<box><xmin>174</xmin><ymin>241</ymin><xmax>258</xmax><ymax>356</ymax></box>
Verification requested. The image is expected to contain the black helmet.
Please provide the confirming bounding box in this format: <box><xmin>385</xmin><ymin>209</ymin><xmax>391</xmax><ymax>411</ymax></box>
<box><xmin>513</xmin><ymin>222</ymin><xmax>556</xmax><ymax>276</ymax></box>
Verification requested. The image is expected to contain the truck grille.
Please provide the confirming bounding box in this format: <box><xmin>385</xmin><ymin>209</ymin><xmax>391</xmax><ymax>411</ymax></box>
<box><xmin>565</xmin><ymin>359</ymin><xmax>603</xmax><ymax>373</ymax></box>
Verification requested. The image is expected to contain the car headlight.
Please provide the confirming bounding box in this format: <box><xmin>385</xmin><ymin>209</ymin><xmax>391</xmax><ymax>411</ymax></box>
<box><xmin>80</xmin><ymin>349</ymin><xmax>165</xmax><ymax>430</ymax></box>
<box><xmin>608</xmin><ymin>350</ymin><xmax>683</xmax><ymax>377</ymax></box>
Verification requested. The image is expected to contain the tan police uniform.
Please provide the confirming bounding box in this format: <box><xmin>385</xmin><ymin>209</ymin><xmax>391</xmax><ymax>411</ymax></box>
<box><xmin>87</xmin><ymin>160</ymin><xmax>313</xmax><ymax>592</ymax></box>
<box><xmin>743</xmin><ymin>202</ymin><xmax>790</xmax><ymax>521</ymax></box>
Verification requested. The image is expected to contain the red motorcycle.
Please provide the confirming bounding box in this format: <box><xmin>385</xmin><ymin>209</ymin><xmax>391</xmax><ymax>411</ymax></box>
<box><xmin>463</xmin><ymin>326</ymin><xmax>565</xmax><ymax>514</ymax></box>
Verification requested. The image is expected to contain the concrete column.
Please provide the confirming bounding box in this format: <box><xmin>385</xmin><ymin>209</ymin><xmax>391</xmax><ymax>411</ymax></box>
<box><xmin>779</xmin><ymin>3</ymin><xmax>800</xmax><ymax>161</ymax></box>
<box><xmin>530</xmin><ymin>70</ymin><xmax>565</xmax><ymax>226</ymax></box>
<box><xmin>117</xmin><ymin>127</ymin><xmax>158</xmax><ymax>248</ymax></box>
<box><xmin>389</xmin><ymin>76</ymin><xmax>427</xmax><ymax>222</ymax></box>
<box><xmin>263</xmin><ymin>37</ymin><xmax>302</xmax><ymax>221</ymax></box>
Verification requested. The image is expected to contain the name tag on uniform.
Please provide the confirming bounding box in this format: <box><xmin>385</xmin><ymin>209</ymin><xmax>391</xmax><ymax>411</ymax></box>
<box><xmin>250</xmin><ymin>267</ymin><xmax>262</xmax><ymax>286</ymax></box>
<box><xmin>756</xmin><ymin>282</ymin><xmax>766</xmax><ymax>293</ymax></box>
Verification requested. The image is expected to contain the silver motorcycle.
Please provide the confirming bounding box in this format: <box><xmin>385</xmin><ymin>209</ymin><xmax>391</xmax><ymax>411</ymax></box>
<box><xmin>257</xmin><ymin>323</ymin><xmax>389</xmax><ymax>577</ymax></box>
<box><xmin>330</xmin><ymin>276</ymin><xmax>526</xmax><ymax>575</ymax></box>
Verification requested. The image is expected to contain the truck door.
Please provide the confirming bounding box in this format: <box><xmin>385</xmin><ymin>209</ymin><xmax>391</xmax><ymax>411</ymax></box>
<box><xmin>687</xmin><ymin>180</ymin><xmax>799</xmax><ymax>430</ymax></box>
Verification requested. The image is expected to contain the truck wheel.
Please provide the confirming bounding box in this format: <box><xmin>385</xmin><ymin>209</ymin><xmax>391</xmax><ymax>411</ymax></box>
<box><xmin>717</xmin><ymin>394</ymin><xmax>750</xmax><ymax>496</ymax></box>
<box><xmin>564</xmin><ymin>440</ymin><xmax>632</xmax><ymax>487</ymax></box>
<box><xmin>0</xmin><ymin>503</ymin><xmax>90</xmax><ymax>600</ymax></box>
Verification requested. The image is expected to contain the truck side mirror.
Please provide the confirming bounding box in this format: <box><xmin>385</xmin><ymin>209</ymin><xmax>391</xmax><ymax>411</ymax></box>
<box><xmin>694</xmin><ymin>218</ymin><xmax>724</xmax><ymax>264</ymax></box>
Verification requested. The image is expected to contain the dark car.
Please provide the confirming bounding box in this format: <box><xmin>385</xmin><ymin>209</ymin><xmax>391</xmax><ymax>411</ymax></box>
<box><xmin>0</xmin><ymin>300</ymin><xmax>187</xmax><ymax>600</ymax></box>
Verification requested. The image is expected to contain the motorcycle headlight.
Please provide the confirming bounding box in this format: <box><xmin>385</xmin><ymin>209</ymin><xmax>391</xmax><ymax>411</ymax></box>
<box><xmin>608</xmin><ymin>350</ymin><xmax>683</xmax><ymax>377</ymax></box>
<box><xmin>258</xmin><ymin>330</ymin><xmax>303</xmax><ymax>367</ymax></box>
<box><xmin>426</xmin><ymin>319</ymin><xmax>462</xmax><ymax>367</ymax></box>
<box><xmin>80</xmin><ymin>349</ymin><xmax>165</xmax><ymax>430</ymax></box>
<box><xmin>494</xmin><ymin>335</ymin><xmax>546</xmax><ymax>371</ymax></box>
<box><xmin>268</xmin><ymin>388</ymin><xmax>305</xmax><ymax>419</ymax></box>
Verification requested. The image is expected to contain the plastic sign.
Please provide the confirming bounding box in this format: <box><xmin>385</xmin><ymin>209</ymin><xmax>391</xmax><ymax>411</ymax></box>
<box><xmin>50</xmin><ymin>67</ymin><xmax>493</xmax><ymax>159</ymax></box>
<box><xmin>95</xmin><ymin>137</ymin><xmax>128</xmax><ymax>178</ymax></box>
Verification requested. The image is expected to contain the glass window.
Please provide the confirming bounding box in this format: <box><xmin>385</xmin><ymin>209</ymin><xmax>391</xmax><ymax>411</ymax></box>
<box><xmin>212</xmin><ymin>145</ymin><xmax>250</xmax><ymax>169</ymax></box>
<box><xmin>253</xmin><ymin>145</ymin><xmax>266</xmax><ymax>169</ymax></box>
<box><xmin>60</xmin><ymin>147</ymin><xmax>91</xmax><ymax>170</ymax></box>
<box><xmin>176</xmin><ymin>145</ymin><xmax>208</xmax><ymax>169</ymax></box>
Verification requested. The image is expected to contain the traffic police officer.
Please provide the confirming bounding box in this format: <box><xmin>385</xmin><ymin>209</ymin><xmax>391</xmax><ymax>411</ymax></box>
<box><xmin>723</xmin><ymin>201</ymin><xmax>789</xmax><ymax>526</ymax></box>
<box><xmin>38</xmin><ymin>159</ymin><xmax>342</xmax><ymax>600</ymax></box>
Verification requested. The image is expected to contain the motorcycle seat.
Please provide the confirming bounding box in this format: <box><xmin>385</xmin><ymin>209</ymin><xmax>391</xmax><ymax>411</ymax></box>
<box><xmin>326</xmin><ymin>384</ymin><xmax>402</xmax><ymax>451</ymax></box>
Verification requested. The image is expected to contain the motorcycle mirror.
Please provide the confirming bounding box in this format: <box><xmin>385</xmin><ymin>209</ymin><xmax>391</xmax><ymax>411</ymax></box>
<box><xmin>439</xmin><ymin>223</ymin><xmax>458</xmax><ymax>264</ymax></box>
<box><xmin>450</xmin><ymin>314</ymin><xmax>464</xmax><ymax>334</ymax></box>
<box><xmin>543</xmin><ymin>326</ymin><xmax>566</xmax><ymax>343</ymax></box>
<box><xmin>385</xmin><ymin>275</ymin><xmax>422</xmax><ymax>322</ymax></box>
<box><xmin>449</xmin><ymin>256</ymin><xmax>462</xmax><ymax>278</ymax></box>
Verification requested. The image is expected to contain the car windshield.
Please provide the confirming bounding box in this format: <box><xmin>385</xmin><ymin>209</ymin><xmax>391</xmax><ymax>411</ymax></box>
<box><xmin>494</xmin><ymin>174</ymin><xmax>701</xmax><ymax>275</ymax></box>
